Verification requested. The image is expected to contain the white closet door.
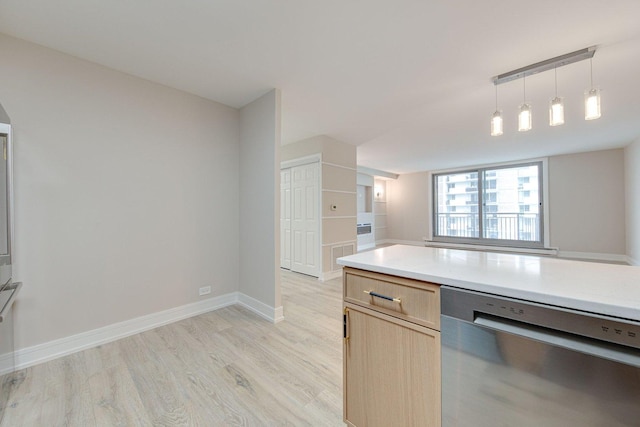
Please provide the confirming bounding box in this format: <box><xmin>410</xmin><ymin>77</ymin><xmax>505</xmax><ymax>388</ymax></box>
<box><xmin>290</xmin><ymin>162</ymin><xmax>320</xmax><ymax>277</ymax></box>
<box><xmin>280</xmin><ymin>169</ymin><xmax>292</xmax><ymax>269</ymax></box>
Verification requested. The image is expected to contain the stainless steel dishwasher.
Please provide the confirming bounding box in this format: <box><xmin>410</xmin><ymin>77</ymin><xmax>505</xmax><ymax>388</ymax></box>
<box><xmin>441</xmin><ymin>286</ymin><xmax>640</xmax><ymax>427</ymax></box>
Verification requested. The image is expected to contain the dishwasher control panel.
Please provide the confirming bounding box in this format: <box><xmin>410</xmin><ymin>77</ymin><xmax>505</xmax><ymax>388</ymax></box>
<box><xmin>441</xmin><ymin>286</ymin><xmax>640</xmax><ymax>350</ymax></box>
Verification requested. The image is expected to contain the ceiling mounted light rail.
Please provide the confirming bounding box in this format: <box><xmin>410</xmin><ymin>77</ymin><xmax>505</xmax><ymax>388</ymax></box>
<box><xmin>490</xmin><ymin>46</ymin><xmax>601</xmax><ymax>136</ymax></box>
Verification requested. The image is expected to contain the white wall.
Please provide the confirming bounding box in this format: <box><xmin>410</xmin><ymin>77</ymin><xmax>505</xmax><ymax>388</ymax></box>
<box><xmin>373</xmin><ymin>179</ymin><xmax>388</xmax><ymax>243</ymax></box>
<box><xmin>0</xmin><ymin>102</ymin><xmax>9</xmax><ymax>123</ymax></box>
<box><xmin>384</xmin><ymin>149</ymin><xmax>627</xmax><ymax>261</ymax></box>
<box><xmin>239</xmin><ymin>89</ymin><xmax>282</xmax><ymax>320</ymax></box>
<box><xmin>386</xmin><ymin>172</ymin><xmax>430</xmax><ymax>245</ymax></box>
<box><xmin>625</xmin><ymin>138</ymin><xmax>640</xmax><ymax>265</ymax></box>
<box><xmin>0</xmin><ymin>34</ymin><xmax>241</xmax><ymax>350</ymax></box>
<box><xmin>281</xmin><ymin>135</ymin><xmax>357</xmax><ymax>278</ymax></box>
<box><xmin>548</xmin><ymin>149</ymin><xmax>626</xmax><ymax>257</ymax></box>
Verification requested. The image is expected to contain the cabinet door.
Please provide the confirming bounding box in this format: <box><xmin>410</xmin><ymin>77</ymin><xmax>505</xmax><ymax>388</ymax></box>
<box><xmin>344</xmin><ymin>306</ymin><xmax>441</xmax><ymax>427</ymax></box>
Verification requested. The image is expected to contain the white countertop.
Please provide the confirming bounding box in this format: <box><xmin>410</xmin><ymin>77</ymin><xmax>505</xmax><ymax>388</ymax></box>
<box><xmin>337</xmin><ymin>245</ymin><xmax>640</xmax><ymax>321</ymax></box>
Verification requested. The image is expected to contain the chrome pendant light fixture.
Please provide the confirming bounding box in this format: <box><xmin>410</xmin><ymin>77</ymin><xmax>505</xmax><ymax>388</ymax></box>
<box><xmin>585</xmin><ymin>58</ymin><xmax>601</xmax><ymax>120</ymax></box>
<box><xmin>518</xmin><ymin>76</ymin><xmax>532</xmax><ymax>132</ymax></box>
<box><xmin>491</xmin><ymin>46</ymin><xmax>600</xmax><ymax>135</ymax></box>
<box><xmin>549</xmin><ymin>66</ymin><xmax>565</xmax><ymax>126</ymax></box>
<box><xmin>490</xmin><ymin>84</ymin><xmax>503</xmax><ymax>136</ymax></box>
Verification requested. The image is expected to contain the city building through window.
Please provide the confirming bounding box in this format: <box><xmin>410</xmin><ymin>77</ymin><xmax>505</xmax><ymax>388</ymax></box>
<box><xmin>432</xmin><ymin>162</ymin><xmax>543</xmax><ymax>248</ymax></box>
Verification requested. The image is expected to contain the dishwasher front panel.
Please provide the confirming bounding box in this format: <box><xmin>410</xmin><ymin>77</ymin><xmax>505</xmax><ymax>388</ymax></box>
<box><xmin>441</xmin><ymin>288</ymin><xmax>640</xmax><ymax>427</ymax></box>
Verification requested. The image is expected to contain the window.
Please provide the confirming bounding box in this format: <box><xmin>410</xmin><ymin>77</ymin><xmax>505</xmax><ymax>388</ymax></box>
<box><xmin>433</xmin><ymin>161</ymin><xmax>543</xmax><ymax>248</ymax></box>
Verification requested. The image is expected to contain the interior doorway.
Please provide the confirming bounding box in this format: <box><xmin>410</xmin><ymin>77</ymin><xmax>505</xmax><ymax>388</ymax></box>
<box><xmin>280</xmin><ymin>159</ymin><xmax>320</xmax><ymax>277</ymax></box>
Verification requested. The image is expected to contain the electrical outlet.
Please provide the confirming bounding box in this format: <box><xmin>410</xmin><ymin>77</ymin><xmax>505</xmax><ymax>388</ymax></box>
<box><xmin>199</xmin><ymin>286</ymin><xmax>211</xmax><ymax>296</ymax></box>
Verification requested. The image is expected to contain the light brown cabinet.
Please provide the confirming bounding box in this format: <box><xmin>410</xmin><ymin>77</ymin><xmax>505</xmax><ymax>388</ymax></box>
<box><xmin>343</xmin><ymin>267</ymin><xmax>441</xmax><ymax>427</ymax></box>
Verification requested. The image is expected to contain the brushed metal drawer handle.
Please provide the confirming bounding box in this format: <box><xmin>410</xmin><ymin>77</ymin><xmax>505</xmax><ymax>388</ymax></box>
<box><xmin>364</xmin><ymin>290</ymin><xmax>401</xmax><ymax>304</ymax></box>
<box><xmin>343</xmin><ymin>307</ymin><xmax>350</xmax><ymax>343</ymax></box>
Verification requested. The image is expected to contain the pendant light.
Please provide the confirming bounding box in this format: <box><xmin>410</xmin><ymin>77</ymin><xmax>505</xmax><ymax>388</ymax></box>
<box><xmin>490</xmin><ymin>84</ymin><xmax>503</xmax><ymax>136</ymax></box>
<box><xmin>585</xmin><ymin>58</ymin><xmax>601</xmax><ymax>120</ymax></box>
<box><xmin>549</xmin><ymin>66</ymin><xmax>565</xmax><ymax>126</ymax></box>
<box><xmin>492</xmin><ymin>47</ymin><xmax>599</xmax><ymax>135</ymax></box>
<box><xmin>518</xmin><ymin>76</ymin><xmax>532</xmax><ymax>132</ymax></box>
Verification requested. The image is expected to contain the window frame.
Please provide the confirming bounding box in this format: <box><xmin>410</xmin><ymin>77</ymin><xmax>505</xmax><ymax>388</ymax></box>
<box><xmin>431</xmin><ymin>160</ymin><xmax>545</xmax><ymax>249</ymax></box>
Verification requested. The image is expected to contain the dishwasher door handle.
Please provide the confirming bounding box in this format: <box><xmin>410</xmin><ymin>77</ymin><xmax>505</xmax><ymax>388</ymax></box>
<box><xmin>474</xmin><ymin>313</ymin><xmax>640</xmax><ymax>368</ymax></box>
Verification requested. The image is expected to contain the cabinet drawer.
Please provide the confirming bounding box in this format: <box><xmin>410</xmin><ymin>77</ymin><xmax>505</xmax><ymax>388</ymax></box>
<box><xmin>343</xmin><ymin>267</ymin><xmax>440</xmax><ymax>330</ymax></box>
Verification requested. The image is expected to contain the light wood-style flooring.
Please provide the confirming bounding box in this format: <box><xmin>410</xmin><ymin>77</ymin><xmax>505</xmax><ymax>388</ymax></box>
<box><xmin>1</xmin><ymin>271</ymin><xmax>344</xmax><ymax>426</ymax></box>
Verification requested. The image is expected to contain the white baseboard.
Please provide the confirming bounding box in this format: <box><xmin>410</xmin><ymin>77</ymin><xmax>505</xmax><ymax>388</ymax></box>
<box><xmin>357</xmin><ymin>243</ymin><xmax>376</xmax><ymax>251</ymax></box>
<box><xmin>381</xmin><ymin>239</ymin><xmax>424</xmax><ymax>246</ymax></box>
<box><xmin>0</xmin><ymin>352</ymin><xmax>13</xmax><ymax>375</ymax></box>
<box><xmin>319</xmin><ymin>270</ymin><xmax>342</xmax><ymax>281</ymax></box>
<box><xmin>237</xmin><ymin>293</ymin><xmax>284</xmax><ymax>323</ymax></box>
<box><xmin>557</xmin><ymin>251</ymin><xmax>629</xmax><ymax>264</ymax></box>
<box><xmin>423</xmin><ymin>240</ymin><xmax>559</xmax><ymax>256</ymax></box>
<box><xmin>274</xmin><ymin>306</ymin><xmax>284</xmax><ymax>323</ymax></box>
<box><xmin>12</xmin><ymin>291</ymin><xmax>283</xmax><ymax>372</ymax></box>
<box><xmin>379</xmin><ymin>240</ymin><xmax>628</xmax><ymax>264</ymax></box>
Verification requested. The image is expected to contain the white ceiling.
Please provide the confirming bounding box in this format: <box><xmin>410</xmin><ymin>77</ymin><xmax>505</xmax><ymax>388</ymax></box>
<box><xmin>2</xmin><ymin>0</ymin><xmax>640</xmax><ymax>174</ymax></box>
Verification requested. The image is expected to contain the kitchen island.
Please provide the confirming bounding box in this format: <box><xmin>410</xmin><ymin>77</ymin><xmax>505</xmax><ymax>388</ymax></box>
<box><xmin>337</xmin><ymin>244</ymin><xmax>640</xmax><ymax>427</ymax></box>
<box><xmin>337</xmin><ymin>244</ymin><xmax>640</xmax><ymax>321</ymax></box>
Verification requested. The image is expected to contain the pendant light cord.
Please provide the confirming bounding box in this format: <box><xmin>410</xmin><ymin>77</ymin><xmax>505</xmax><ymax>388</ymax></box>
<box><xmin>554</xmin><ymin>66</ymin><xmax>558</xmax><ymax>97</ymax></box>
<box><xmin>495</xmin><ymin>84</ymin><xmax>498</xmax><ymax>110</ymax></box>
<box><xmin>590</xmin><ymin>58</ymin><xmax>594</xmax><ymax>89</ymax></box>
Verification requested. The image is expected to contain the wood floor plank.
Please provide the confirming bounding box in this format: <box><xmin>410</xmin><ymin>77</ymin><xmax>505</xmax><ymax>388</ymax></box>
<box><xmin>1</xmin><ymin>365</ymin><xmax>45</xmax><ymax>427</ymax></box>
<box><xmin>119</xmin><ymin>335</ymin><xmax>197</xmax><ymax>426</ymax></box>
<box><xmin>87</xmin><ymin>362</ymin><xmax>152</xmax><ymax>427</ymax></box>
<box><xmin>37</xmin><ymin>354</ymin><xmax>96</xmax><ymax>427</ymax></box>
<box><xmin>0</xmin><ymin>270</ymin><xmax>344</xmax><ymax>426</ymax></box>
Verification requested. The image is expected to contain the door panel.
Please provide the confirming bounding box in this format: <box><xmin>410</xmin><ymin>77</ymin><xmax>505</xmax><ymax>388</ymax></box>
<box><xmin>290</xmin><ymin>162</ymin><xmax>319</xmax><ymax>277</ymax></box>
<box><xmin>293</xmin><ymin>230</ymin><xmax>302</xmax><ymax>264</ymax></box>
<box><xmin>280</xmin><ymin>169</ymin><xmax>291</xmax><ymax>269</ymax></box>
<box><xmin>305</xmin><ymin>231</ymin><xmax>316</xmax><ymax>267</ymax></box>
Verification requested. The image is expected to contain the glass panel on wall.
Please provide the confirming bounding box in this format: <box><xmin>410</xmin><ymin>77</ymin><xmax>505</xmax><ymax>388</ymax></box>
<box><xmin>433</xmin><ymin>161</ymin><xmax>543</xmax><ymax>248</ymax></box>
<box><xmin>482</xmin><ymin>165</ymin><xmax>540</xmax><ymax>242</ymax></box>
<box><xmin>434</xmin><ymin>171</ymin><xmax>479</xmax><ymax>238</ymax></box>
